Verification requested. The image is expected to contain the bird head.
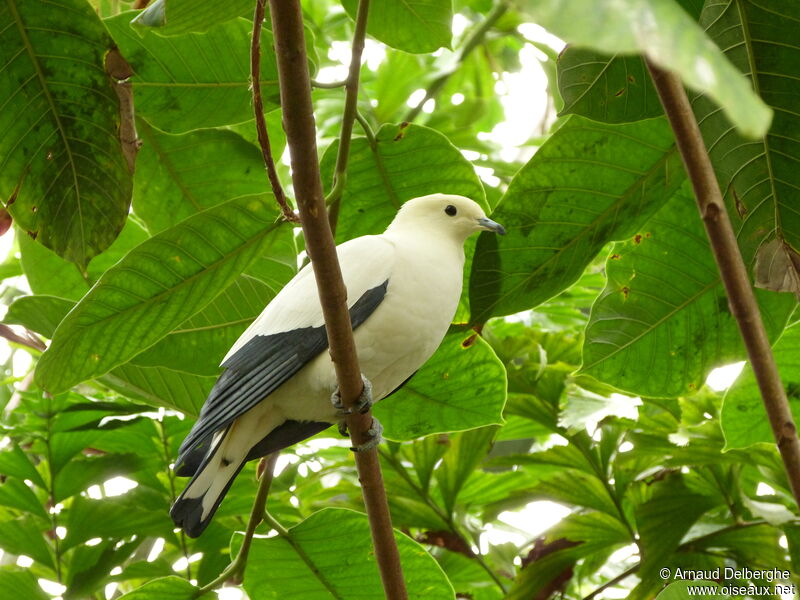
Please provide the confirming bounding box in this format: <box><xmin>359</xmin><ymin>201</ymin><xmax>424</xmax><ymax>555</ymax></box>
<box><xmin>386</xmin><ymin>194</ymin><xmax>506</xmax><ymax>242</ymax></box>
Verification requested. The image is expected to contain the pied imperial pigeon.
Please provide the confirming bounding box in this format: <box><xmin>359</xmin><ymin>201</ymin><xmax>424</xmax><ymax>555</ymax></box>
<box><xmin>171</xmin><ymin>193</ymin><xmax>505</xmax><ymax>537</ymax></box>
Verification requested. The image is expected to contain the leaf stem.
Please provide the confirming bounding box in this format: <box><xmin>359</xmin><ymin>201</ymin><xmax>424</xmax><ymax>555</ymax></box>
<box><xmin>403</xmin><ymin>2</ymin><xmax>508</xmax><ymax>122</ymax></box>
<box><xmin>195</xmin><ymin>453</ymin><xmax>279</xmax><ymax>596</ymax></box>
<box><xmin>251</xmin><ymin>0</ymin><xmax>299</xmax><ymax>223</ymax></box>
<box><xmin>325</xmin><ymin>0</ymin><xmax>371</xmax><ymax>235</ymax></box>
<box><xmin>646</xmin><ymin>59</ymin><xmax>800</xmax><ymax>508</ymax></box>
<box><xmin>265</xmin><ymin>1</ymin><xmax>408</xmax><ymax>597</ymax></box>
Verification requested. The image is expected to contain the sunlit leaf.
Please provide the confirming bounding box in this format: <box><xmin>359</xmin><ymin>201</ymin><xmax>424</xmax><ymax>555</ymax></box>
<box><xmin>35</xmin><ymin>196</ymin><xmax>281</xmax><ymax>393</ymax></box>
<box><xmin>341</xmin><ymin>0</ymin><xmax>452</xmax><ymax>53</ymax></box>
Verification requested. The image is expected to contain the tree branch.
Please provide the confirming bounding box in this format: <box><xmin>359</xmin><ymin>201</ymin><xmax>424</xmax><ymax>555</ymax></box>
<box><xmin>646</xmin><ymin>59</ymin><xmax>800</xmax><ymax>507</ymax></box>
<box><xmin>196</xmin><ymin>453</ymin><xmax>279</xmax><ymax>596</ymax></box>
<box><xmin>0</xmin><ymin>324</ymin><xmax>45</xmax><ymax>352</ymax></box>
<box><xmin>326</xmin><ymin>0</ymin><xmax>370</xmax><ymax>235</ymax></box>
<box><xmin>266</xmin><ymin>1</ymin><xmax>408</xmax><ymax>598</ymax></box>
<box><xmin>403</xmin><ymin>2</ymin><xmax>508</xmax><ymax>123</ymax></box>
<box><xmin>252</xmin><ymin>0</ymin><xmax>299</xmax><ymax>223</ymax></box>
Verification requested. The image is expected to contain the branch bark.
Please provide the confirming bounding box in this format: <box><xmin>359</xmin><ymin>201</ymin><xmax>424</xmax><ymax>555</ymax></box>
<box><xmin>326</xmin><ymin>0</ymin><xmax>370</xmax><ymax>235</ymax></box>
<box><xmin>646</xmin><ymin>59</ymin><xmax>800</xmax><ymax>507</ymax></box>
<box><xmin>266</xmin><ymin>1</ymin><xmax>408</xmax><ymax>598</ymax></box>
<box><xmin>252</xmin><ymin>0</ymin><xmax>299</xmax><ymax>223</ymax></box>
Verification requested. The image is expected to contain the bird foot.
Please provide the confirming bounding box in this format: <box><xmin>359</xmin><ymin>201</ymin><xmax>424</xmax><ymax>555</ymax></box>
<box><xmin>331</xmin><ymin>374</ymin><xmax>373</xmax><ymax>417</ymax></box>
<box><xmin>349</xmin><ymin>418</ymin><xmax>383</xmax><ymax>452</ymax></box>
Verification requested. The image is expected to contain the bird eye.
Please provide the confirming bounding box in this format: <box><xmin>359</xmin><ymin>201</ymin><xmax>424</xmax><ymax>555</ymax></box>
<box><xmin>444</xmin><ymin>205</ymin><xmax>457</xmax><ymax>216</ymax></box>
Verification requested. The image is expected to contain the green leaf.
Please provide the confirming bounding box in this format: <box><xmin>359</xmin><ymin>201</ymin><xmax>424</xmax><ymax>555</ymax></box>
<box><xmin>35</xmin><ymin>195</ymin><xmax>282</xmax><ymax>393</ymax></box>
<box><xmin>18</xmin><ymin>218</ymin><xmax>149</xmax><ymax>301</ymax></box>
<box><xmin>102</xmin><ymin>363</ymin><xmax>215</xmax><ymax>416</ymax></box>
<box><xmin>375</xmin><ymin>331</ymin><xmax>506</xmax><ymax>441</ymax></box>
<box><xmin>635</xmin><ymin>475</ymin><xmax>720</xmax><ymax>578</ymax></box>
<box><xmin>0</xmin><ymin>569</ymin><xmax>48</xmax><ymax>600</ymax></box>
<box><xmin>520</xmin><ymin>0</ymin><xmax>772</xmax><ymax>137</ymax></box>
<box><xmin>469</xmin><ymin>115</ymin><xmax>683</xmax><ymax>322</ymax></box>
<box><xmin>435</xmin><ymin>426</ymin><xmax>497</xmax><ymax>515</ymax></box>
<box><xmin>0</xmin><ymin>0</ymin><xmax>133</xmax><ymax>267</ymax></box>
<box><xmin>582</xmin><ymin>186</ymin><xmax>795</xmax><ymax>397</ymax></box>
<box><xmin>558</xmin><ymin>48</ymin><xmax>662</xmax><ymax>123</ymax></box>
<box><xmin>0</xmin><ymin>444</ymin><xmax>47</xmax><ymax>489</ymax></box>
<box><xmin>0</xmin><ymin>478</ymin><xmax>47</xmax><ymax>519</ymax></box>
<box><xmin>130</xmin><ymin>275</ymin><xmax>275</xmax><ymax>375</ymax></box>
<box><xmin>117</xmin><ymin>576</ymin><xmax>212</xmax><ymax>600</ymax></box>
<box><xmin>691</xmin><ymin>0</ymin><xmax>800</xmax><ymax>289</ymax></box>
<box><xmin>132</xmin><ymin>0</ymin><xmax>252</xmax><ymax>36</ymax></box>
<box><xmin>134</xmin><ymin>123</ymin><xmax>272</xmax><ymax>233</ymax></box>
<box><xmin>321</xmin><ymin>123</ymin><xmax>487</xmax><ymax>242</ymax></box>
<box><xmin>5</xmin><ymin>295</ymin><xmax>75</xmax><ymax>339</ymax></box>
<box><xmin>104</xmin><ymin>14</ymin><xmax>280</xmax><ymax>133</ymax></box>
<box><xmin>341</xmin><ymin>0</ymin><xmax>452</xmax><ymax>53</ymax></box>
<box><xmin>0</xmin><ymin>516</ymin><xmax>54</xmax><ymax>568</ymax></box>
<box><xmin>242</xmin><ymin>508</ymin><xmax>455</xmax><ymax>599</ymax></box>
<box><xmin>722</xmin><ymin>324</ymin><xmax>800</xmax><ymax>449</ymax></box>
<box><xmin>54</xmin><ymin>453</ymin><xmax>141</xmax><ymax>502</ymax></box>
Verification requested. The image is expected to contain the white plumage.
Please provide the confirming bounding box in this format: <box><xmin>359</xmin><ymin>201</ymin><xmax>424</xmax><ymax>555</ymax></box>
<box><xmin>171</xmin><ymin>193</ymin><xmax>505</xmax><ymax>536</ymax></box>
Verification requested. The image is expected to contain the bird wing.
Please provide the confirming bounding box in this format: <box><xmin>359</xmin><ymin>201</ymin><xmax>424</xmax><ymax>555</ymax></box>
<box><xmin>176</xmin><ymin>236</ymin><xmax>395</xmax><ymax>463</ymax></box>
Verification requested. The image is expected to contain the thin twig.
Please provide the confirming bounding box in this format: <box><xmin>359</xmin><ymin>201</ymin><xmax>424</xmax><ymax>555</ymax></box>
<box><xmin>266</xmin><ymin>1</ymin><xmax>408</xmax><ymax>597</ymax></box>
<box><xmin>0</xmin><ymin>324</ymin><xmax>45</xmax><ymax>352</ymax></box>
<box><xmin>645</xmin><ymin>59</ymin><xmax>800</xmax><ymax>507</ymax></box>
<box><xmin>403</xmin><ymin>1</ymin><xmax>508</xmax><ymax>123</ymax></box>
<box><xmin>196</xmin><ymin>453</ymin><xmax>279</xmax><ymax>596</ymax></box>
<box><xmin>311</xmin><ymin>79</ymin><xmax>348</xmax><ymax>89</ymax></box>
<box><xmin>252</xmin><ymin>0</ymin><xmax>299</xmax><ymax>223</ymax></box>
<box><xmin>326</xmin><ymin>0</ymin><xmax>371</xmax><ymax>235</ymax></box>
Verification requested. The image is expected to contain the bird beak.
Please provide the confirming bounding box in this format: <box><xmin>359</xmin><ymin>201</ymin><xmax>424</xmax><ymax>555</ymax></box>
<box><xmin>477</xmin><ymin>217</ymin><xmax>506</xmax><ymax>235</ymax></box>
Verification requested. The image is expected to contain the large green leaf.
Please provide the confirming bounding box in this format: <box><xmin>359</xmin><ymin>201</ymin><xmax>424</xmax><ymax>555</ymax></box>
<box><xmin>582</xmin><ymin>187</ymin><xmax>794</xmax><ymax>397</ymax></box>
<box><xmin>435</xmin><ymin>426</ymin><xmax>497</xmax><ymax>515</ymax></box>
<box><xmin>341</xmin><ymin>0</ymin><xmax>452</xmax><ymax>54</ymax></box>
<box><xmin>19</xmin><ymin>218</ymin><xmax>149</xmax><ymax>301</ymax></box>
<box><xmin>0</xmin><ymin>516</ymin><xmax>53</xmax><ymax>568</ymax></box>
<box><xmin>375</xmin><ymin>331</ymin><xmax>506</xmax><ymax>441</ymax></box>
<box><xmin>104</xmin><ymin>14</ymin><xmax>280</xmax><ymax>133</ymax></box>
<box><xmin>0</xmin><ymin>0</ymin><xmax>133</xmax><ymax>267</ymax></box>
<box><xmin>242</xmin><ymin>508</ymin><xmax>455</xmax><ymax>599</ymax></box>
<box><xmin>35</xmin><ymin>195</ymin><xmax>281</xmax><ymax>393</ymax></box>
<box><xmin>132</xmin><ymin>0</ymin><xmax>252</xmax><ymax>36</ymax></box>
<box><xmin>134</xmin><ymin>123</ymin><xmax>271</xmax><ymax>233</ymax></box>
<box><xmin>469</xmin><ymin>115</ymin><xmax>683</xmax><ymax>322</ymax></box>
<box><xmin>130</xmin><ymin>275</ymin><xmax>275</xmax><ymax>375</ymax></box>
<box><xmin>321</xmin><ymin>123</ymin><xmax>486</xmax><ymax>242</ymax></box>
<box><xmin>520</xmin><ymin>0</ymin><xmax>772</xmax><ymax>137</ymax></box>
<box><xmin>722</xmin><ymin>324</ymin><xmax>800</xmax><ymax>449</ymax></box>
<box><xmin>691</xmin><ymin>0</ymin><xmax>800</xmax><ymax>290</ymax></box>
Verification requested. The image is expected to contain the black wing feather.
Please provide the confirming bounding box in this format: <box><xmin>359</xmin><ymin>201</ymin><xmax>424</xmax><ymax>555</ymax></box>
<box><xmin>176</xmin><ymin>281</ymin><xmax>388</xmax><ymax>465</ymax></box>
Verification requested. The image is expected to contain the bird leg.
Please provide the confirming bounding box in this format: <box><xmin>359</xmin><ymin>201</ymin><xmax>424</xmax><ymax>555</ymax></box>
<box><xmin>331</xmin><ymin>373</ymin><xmax>373</xmax><ymax>416</ymax></box>
<box><xmin>331</xmin><ymin>375</ymin><xmax>382</xmax><ymax>451</ymax></box>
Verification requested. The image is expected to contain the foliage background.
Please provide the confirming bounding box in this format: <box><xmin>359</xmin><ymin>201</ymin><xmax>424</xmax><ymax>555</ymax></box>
<box><xmin>0</xmin><ymin>0</ymin><xmax>799</xmax><ymax>598</ymax></box>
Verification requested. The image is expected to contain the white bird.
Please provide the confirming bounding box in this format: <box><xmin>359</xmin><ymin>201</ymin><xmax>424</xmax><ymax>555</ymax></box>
<box><xmin>170</xmin><ymin>194</ymin><xmax>505</xmax><ymax>536</ymax></box>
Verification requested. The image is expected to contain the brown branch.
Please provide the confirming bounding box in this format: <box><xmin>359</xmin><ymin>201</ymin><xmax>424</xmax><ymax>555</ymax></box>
<box><xmin>196</xmin><ymin>453</ymin><xmax>279</xmax><ymax>596</ymax></box>
<box><xmin>252</xmin><ymin>0</ymin><xmax>299</xmax><ymax>223</ymax></box>
<box><xmin>645</xmin><ymin>59</ymin><xmax>800</xmax><ymax>507</ymax></box>
<box><xmin>266</xmin><ymin>1</ymin><xmax>408</xmax><ymax>597</ymax></box>
<box><xmin>326</xmin><ymin>0</ymin><xmax>370</xmax><ymax>236</ymax></box>
<box><xmin>0</xmin><ymin>324</ymin><xmax>46</xmax><ymax>352</ymax></box>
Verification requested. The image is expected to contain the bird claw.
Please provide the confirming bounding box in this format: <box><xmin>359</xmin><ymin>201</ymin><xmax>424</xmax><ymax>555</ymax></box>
<box><xmin>350</xmin><ymin>418</ymin><xmax>383</xmax><ymax>453</ymax></box>
<box><xmin>331</xmin><ymin>374</ymin><xmax>373</xmax><ymax>417</ymax></box>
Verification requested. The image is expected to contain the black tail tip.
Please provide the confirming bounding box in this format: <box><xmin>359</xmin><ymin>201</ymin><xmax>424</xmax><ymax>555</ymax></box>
<box><xmin>170</xmin><ymin>495</ymin><xmax>210</xmax><ymax>538</ymax></box>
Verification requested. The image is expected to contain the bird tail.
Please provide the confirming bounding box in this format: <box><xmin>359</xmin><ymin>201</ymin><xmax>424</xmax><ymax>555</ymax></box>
<box><xmin>170</xmin><ymin>425</ymin><xmax>248</xmax><ymax>538</ymax></box>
